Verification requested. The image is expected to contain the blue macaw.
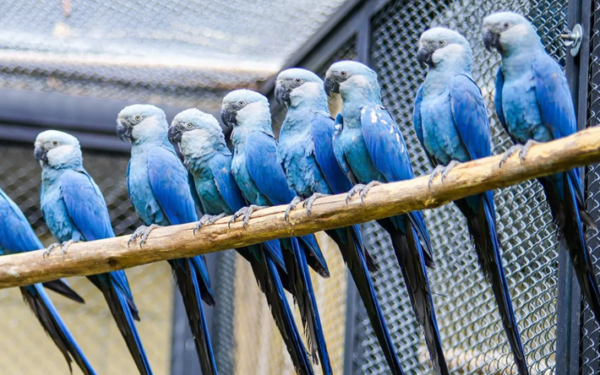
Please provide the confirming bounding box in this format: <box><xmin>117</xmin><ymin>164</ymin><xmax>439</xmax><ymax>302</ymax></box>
<box><xmin>34</xmin><ymin>130</ymin><xmax>153</xmax><ymax>375</ymax></box>
<box><xmin>0</xmin><ymin>186</ymin><xmax>95</xmax><ymax>375</ymax></box>
<box><xmin>116</xmin><ymin>105</ymin><xmax>218</xmax><ymax>375</ymax></box>
<box><xmin>168</xmin><ymin>108</ymin><xmax>315</xmax><ymax>375</ymax></box>
<box><xmin>275</xmin><ymin>68</ymin><xmax>404</xmax><ymax>375</ymax></box>
<box><xmin>483</xmin><ymin>12</ymin><xmax>600</xmax><ymax>324</ymax></box>
<box><xmin>324</xmin><ymin>61</ymin><xmax>449</xmax><ymax>375</ymax></box>
<box><xmin>415</xmin><ymin>27</ymin><xmax>529</xmax><ymax>375</ymax></box>
<box><xmin>222</xmin><ymin>89</ymin><xmax>332</xmax><ymax>374</ymax></box>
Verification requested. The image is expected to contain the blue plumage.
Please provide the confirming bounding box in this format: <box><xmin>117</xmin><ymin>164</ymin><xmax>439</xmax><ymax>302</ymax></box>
<box><xmin>0</xmin><ymin>186</ymin><xmax>95</xmax><ymax>375</ymax></box>
<box><xmin>276</xmin><ymin>68</ymin><xmax>404</xmax><ymax>375</ymax></box>
<box><xmin>169</xmin><ymin>108</ymin><xmax>313</xmax><ymax>374</ymax></box>
<box><xmin>117</xmin><ymin>104</ymin><xmax>217</xmax><ymax>375</ymax></box>
<box><xmin>415</xmin><ymin>27</ymin><xmax>528</xmax><ymax>374</ymax></box>
<box><xmin>34</xmin><ymin>130</ymin><xmax>153</xmax><ymax>375</ymax></box>
<box><xmin>222</xmin><ymin>89</ymin><xmax>332</xmax><ymax>374</ymax></box>
<box><xmin>325</xmin><ymin>60</ymin><xmax>448</xmax><ymax>375</ymax></box>
<box><xmin>484</xmin><ymin>12</ymin><xmax>600</xmax><ymax>329</ymax></box>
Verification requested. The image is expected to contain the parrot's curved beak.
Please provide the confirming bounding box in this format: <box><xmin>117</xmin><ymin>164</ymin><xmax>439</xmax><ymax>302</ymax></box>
<box><xmin>275</xmin><ymin>83</ymin><xmax>291</xmax><ymax>106</ymax></box>
<box><xmin>221</xmin><ymin>106</ymin><xmax>237</xmax><ymax>128</ymax></box>
<box><xmin>323</xmin><ymin>76</ymin><xmax>340</xmax><ymax>98</ymax></box>
<box><xmin>416</xmin><ymin>46</ymin><xmax>433</xmax><ymax>68</ymax></box>
<box><xmin>483</xmin><ymin>30</ymin><xmax>500</xmax><ymax>51</ymax></box>
<box><xmin>168</xmin><ymin>124</ymin><xmax>182</xmax><ymax>144</ymax></box>
<box><xmin>116</xmin><ymin>121</ymin><xmax>132</xmax><ymax>142</ymax></box>
<box><xmin>34</xmin><ymin>145</ymin><xmax>47</xmax><ymax>165</ymax></box>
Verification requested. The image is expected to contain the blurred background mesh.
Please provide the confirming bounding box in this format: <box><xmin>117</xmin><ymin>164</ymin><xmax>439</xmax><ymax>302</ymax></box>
<box><xmin>0</xmin><ymin>0</ymin><xmax>591</xmax><ymax>374</ymax></box>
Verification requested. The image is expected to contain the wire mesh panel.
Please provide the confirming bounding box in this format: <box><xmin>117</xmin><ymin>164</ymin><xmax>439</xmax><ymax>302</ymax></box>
<box><xmin>0</xmin><ymin>142</ymin><xmax>174</xmax><ymax>375</ymax></box>
<box><xmin>350</xmin><ymin>0</ymin><xmax>568</xmax><ymax>373</ymax></box>
<box><xmin>582</xmin><ymin>1</ymin><xmax>600</xmax><ymax>373</ymax></box>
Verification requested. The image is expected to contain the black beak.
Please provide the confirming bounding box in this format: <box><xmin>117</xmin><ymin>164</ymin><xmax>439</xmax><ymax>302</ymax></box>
<box><xmin>416</xmin><ymin>46</ymin><xmax>433</xmax><ymax>69</ymax></box>
<box><xmin>275</xmin><ymin>83</ymin><xmax>291</xmax><ymax>106</ymax></box>
<box><xmin>324</xmin><ymin>77</ymin><xmax>340</xmax><ymax>98</ymax></box>
<box><xmin>117</xmin><ymin>121</ymin><xmax>132</xmax><ymax>142</ymax></box>
<box><xmin>483</xmin><ymin>30</ymin><xmax>500</xmax><ymax>51</ymax></box>
<box><xmin>221</xmin><ymin>106</ymin><xmax>237</xmax><ymax>128</ymax></box>
<box><xmin>34</xmin><ymin>145</ymin><xmax>47</xmax><ymax>164</ymax></box>
<box><xmin>168</xmin><ymin>125</ymin><xmax>182</xmax><ymax>144</ymax></box>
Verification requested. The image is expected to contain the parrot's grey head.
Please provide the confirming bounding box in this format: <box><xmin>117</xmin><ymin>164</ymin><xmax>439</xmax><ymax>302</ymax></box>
<box><xmin>221</xmin><ymin>89</ymin><xmax>271</xmax><ymax>129</ymax></box>
<box><xmin>116</xmin><ymin>104</ymin><xmax>168</xmax><ymax>144</ymax></box>
<box><xmin>34</xmin><ymin>130</ymin><xmax>82</xmax><ymax>169</ymax></box>
<box><xmin>324</xmin><ymin>61</ymin><xmax>378</xmax><ymax>98</ymax></box>
<box><xmin>275</xmin><ymin>68</ymin><xmax>324</xmax><ymax>107</ymax></box>
<box><xmin>482</xmin><ymin>12</ymin><xmax>539</xmax><ymax>55</ymax></box>
<box><xmin>417</xmin><ymin>27</ymin><xmax>472</xmax><ymax>70</ymax></box>
<box><xmin>169</xmin><ymin>109</ymin><xmax>225</xmax><ymax>157</ymax></box>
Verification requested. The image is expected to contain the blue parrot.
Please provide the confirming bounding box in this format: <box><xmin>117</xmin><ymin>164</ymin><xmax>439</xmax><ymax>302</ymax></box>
<box><xmin>221</xmin><ymin>89</ymin><xmax>332</xmax><ymax>374</ymax></box>
<box><xmin>168</xmin><ymin>108</ymin><xmax>315</xmax><ymax>375</ymax></box>
<box><xmin>0</xmin><ymin>186</ymin><xmax>96</xmax><ymax>375</ymax></box>
<box><xmin>34</xmin><ymin>130</ymin><xmax>153</xmax><ymax>375</ymax></box>
<box><xmin>116</xmin><ymin>105</ymin><xmax>218</xmax><ymax>375</ymax></box>
<box><xmin>275</xmin><ymin>68</ymin><xmax>405</xmax><ymax>375</ymax></box>
<box><xmin>483</xmin><ymin>12</ymin><xmax>600</xmax><ymax>325</ymax></box>
<box><xmin>324</xmin><ymin>61</ymin><xmax>449</xmax><ymax>375</ymax></box>
<box><xmin>415</xmin><ymin>27</ymin><xmax>529</xmax><ymax>375</ymax></box>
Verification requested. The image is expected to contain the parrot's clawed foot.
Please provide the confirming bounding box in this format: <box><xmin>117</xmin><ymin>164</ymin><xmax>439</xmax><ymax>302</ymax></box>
<box><xmin>519</xmin><ymin>140</ymin><xmax>539</xmax><ymax>163</ymax></box>
<box><xmin>428</xmin><ymin>165</ymin><xmax>445</xmax><ymax>188</ymax></box>
<box><xmin>499</xmin><ymin>142</ymin><xmax>534</xmax><ymax>167</ymax></box>
<box><xmin>193</xmin><ymin>213</ymin><xmax>226</xmax><ymax>236</ymax></box>
<box><xmin>284</xmin><ymin>196</ymin><xmax>304</xmax><ymax>223</ymax></box>
<box><xmin>345</xmin><ymin>184</ymin><xmax>366</xmax><ymax>205</ymax></box>
<box><xmin>43</xmin><ymin>243</ymin><xmax>60</xmax><ymax>258</ymax></box>
<box><xmin>303</xmin><ymin>193</ymin><xmax>328</xmax><ymax>217</ymax></box>
<box><xmin>60</xmin><ymin>239</ymin><xmax>78</xmax><ymax>254</ymax></box>
<box><xmin>440</xmin><ymin>160</ymin><xmax>460</xmax><ymax>182</ymax></box>
<box><xmin>128</xmin><ymin>224</ymin><xmax>160</xmax><ymax>248</ymax></box>
<box><xmin>229</xmin><ymin>205</ymin><xmax>265</xmax><ymax>229</ymax></box>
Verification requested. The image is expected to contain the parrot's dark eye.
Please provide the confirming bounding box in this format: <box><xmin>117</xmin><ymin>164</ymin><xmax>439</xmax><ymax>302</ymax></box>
<box><xmin>439</xmin><ymin>40</ymin><xmax>446</xmax><ymax>46</ymax></box>
<box><xmin>52</xmin><ymin>141</ymin><xmax>58</xmax><ymax>146</ymax></box>
<box><xmin>134</xmin><ymin>115</ymin><xmax>142</xmax><ymax>122</ymax></box>
<box><xmin>187</xmin><ymin>122</ymin><xmax>193</xmax><ymax>129</ymax></box>
<box><xmin>238</xmin><ymin>100</ymin><xmax>246</xmax><ymax>107</ymax></box>
<box><xmin>295</xmin><ymin>78</ymin><xmax>302</xmax><ymax>84</ymax></box>
<box><xmin>340</xmin><ymin>71</ymin><xmax>348</xmax><ymax>78</ymax></box>
<box><xmin>503</xmin><ymin>22</ymin><xmax>510</xmax><ymax>29</ymax></box>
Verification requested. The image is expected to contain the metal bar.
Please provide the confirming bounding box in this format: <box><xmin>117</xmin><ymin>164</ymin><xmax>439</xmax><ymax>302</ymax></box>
<box><xmin>556</xmin><ymin>0</ymin><xmax>586</xmax><ymax>373</ymax></box>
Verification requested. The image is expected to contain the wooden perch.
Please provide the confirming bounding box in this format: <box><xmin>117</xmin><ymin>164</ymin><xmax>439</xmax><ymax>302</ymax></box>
<box><xmin>1</xmin><ymin>127</ymin><xmax>600</xmax><ymax>288</ymax></box>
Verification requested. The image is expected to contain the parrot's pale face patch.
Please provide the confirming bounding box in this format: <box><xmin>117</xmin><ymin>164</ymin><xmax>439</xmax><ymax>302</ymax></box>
<box><xmin>235</xmin><ymin>100</ymin><xmax>270</xmax><ymax>128</ymax></box>
<box><xmin>131</xmin><ymin>115</ymin><xmax>163</xmax><ymax>140</ymax></box>
<box><xmin>290</xmin><ymin>81</ymin><xmax>322</xmax><ymax>106</ymax></box>
<box><xmin>431</xmin><ymin>43</ymin><xmax>466</xmax><ymax>66</ymax></box>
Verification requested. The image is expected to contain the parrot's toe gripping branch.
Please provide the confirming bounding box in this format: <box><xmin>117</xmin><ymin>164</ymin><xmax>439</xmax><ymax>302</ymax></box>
<box><xmin>229</xmin><ymin>205</ymin><xmax>266</xmax><ymax>230</ymax></box>
<box><xmin>193</xmin><ymin>213</ymin><xmax>227</xmax><ymax>236</ymax></box>
<box><xmin>42</xmin><ymin>243</ymin><xmax>60</xmax><ymax>258</ymax></box>
<box><xmin>303</xmin><ymin>193</ymin><xmax>329</xmax><ymax>217</ymax></box>
<box><xmin>345</xmin><ymin>181</ymin><xmax>381</xmax><ymax>204</ymax></box>
<box><xmin>499</xmin><ymin>141</ymin><xmax>538</xmax><ymax>167</ymax></box>
<box><xmin>128</xmin><ymin>224</ymin><xmax>160</xmax><ymax>248</ymax></box>
<box><xmin>284</xmin><ymin>196</ymin><xmax>304</xmax><ymax>223</ymax></box>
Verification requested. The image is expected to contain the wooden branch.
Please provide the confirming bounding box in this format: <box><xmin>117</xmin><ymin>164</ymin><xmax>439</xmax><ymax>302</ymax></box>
<box><xmin>1</xmin><ymin>127</ymin><xmax>600</xmax><ymax>288</ymax></box>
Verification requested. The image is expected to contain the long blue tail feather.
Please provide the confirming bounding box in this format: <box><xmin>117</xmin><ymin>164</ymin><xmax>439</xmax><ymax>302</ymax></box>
<box><xmin>23</xmin><ymin>284</ymin><xmax>97</xmax><ymax>375</ymax></box>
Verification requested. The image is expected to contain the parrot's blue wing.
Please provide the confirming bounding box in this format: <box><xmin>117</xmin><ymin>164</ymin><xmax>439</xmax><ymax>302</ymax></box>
<box><xmin>532</xmin><ymin>54</ymin><xmax>577</xmax><ymax>140</ymax></box>
<box><xmin>188</xmin><ymin>172</ymin><xmax>204</xmax><ymax>215</ymax></box>
<box><xmin>333</xmin><ymin>114</ymin><xmax>359</xmax><ymax>185</ymax></box>
<box><xmin>413</xmin><ymin>86</ymin><xmax>425</xmax><ymax>147</ymax></box>
<box><xmin>0</xmin><ymin>191</ymin><xmax>43</xmax><ymax>252</ymax></box>
<box><xmin>311</xmin><ymin>113</ymin><xmax>353</xmax><ymax>194</ymax></box>
<box><xmin>61</xmin><ymin>169</ymin><xmax>115</xmax><ymax>240</ymax></box>
<box><xmin>210</xmin><ymin>153</ymin><xmax>247</xmax><ymax>212</ymax></box>
<box><xmin>449</xmin><ymin>74</ymin><xmax>491</xmax><ymax>160</ymax></box>
<box><xmin>245</xmin><ymin>131</ymin><xmax>296</xmax><ymax>206</ymax></box>
<box><xmin>494</xmin><ymin>67</ymin><xmax>508</xmax><ymax>131</ymax></box>
<box><xmin>413</xmin><ymin>86</ymin><xmax>436</xmax><ymax>166</ymax></box>
<box><xmin>360</xmin><ymin>104</ymin><xmax>414</xmax><ymax>182</ymax></box>
<box><xmin>147</xmin><ymin>146</ymin><xmax>198</xmax><ymax>225</ymax></box>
